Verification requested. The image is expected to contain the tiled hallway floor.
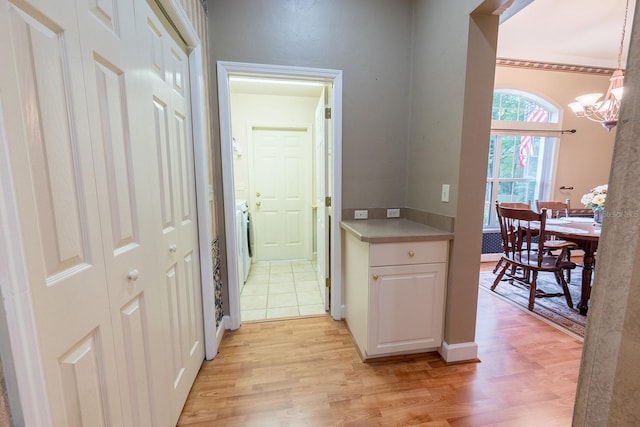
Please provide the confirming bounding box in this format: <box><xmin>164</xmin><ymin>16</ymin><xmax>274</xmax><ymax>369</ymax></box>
<box><xmin>240</xmin><ymin>260</ymin><xmax>327</xmax><ymax>321</ymax></box>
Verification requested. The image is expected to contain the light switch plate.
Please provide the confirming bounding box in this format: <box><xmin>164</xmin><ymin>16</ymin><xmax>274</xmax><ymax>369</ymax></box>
<box><xmin>354</xmin><ymin>210</ymin><xmax>368</xmax><ymax>219</ymax></box>
<box><xmin>442</xmin><ymin>184</ymin><xmax>450</xmax><ymax>202</ymax></box>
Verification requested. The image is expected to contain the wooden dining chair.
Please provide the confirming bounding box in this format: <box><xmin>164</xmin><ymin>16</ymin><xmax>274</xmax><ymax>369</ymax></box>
<box><xmin>500</xmin><ymin>201</ymin><xmax>531</xmax><ymax>209</ymax></box>
<box><xmin>535</xmin><ymin>199</ymin><xmax>570</xmax><ymax>218</ymax></box>
<box><xmin>535</xmin><ymin>199</ymin><xmax>578</xmax><ymax>281</ymax></box>
<box><xmin>492</xmin><ymin>200</ymin><xmax>533</xmax><ymax>276</ymax></box>
<box><xmin>492</xmin><ymin>202</ymin><xmax>575</xmax><ymax>311</ymax></box>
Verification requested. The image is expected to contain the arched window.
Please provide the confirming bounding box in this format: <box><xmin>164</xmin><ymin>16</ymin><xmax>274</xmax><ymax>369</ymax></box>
<box><xmin>484</xmin><ymin>90</ymin><xmax>561</xmax><ymax>228</ymax></box>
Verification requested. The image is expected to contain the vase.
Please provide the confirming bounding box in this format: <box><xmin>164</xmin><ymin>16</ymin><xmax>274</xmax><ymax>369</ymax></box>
<box><xmin>593</xmin><ymin>209</ymin><xmax>604</xmax><ymax>224</ymax></box>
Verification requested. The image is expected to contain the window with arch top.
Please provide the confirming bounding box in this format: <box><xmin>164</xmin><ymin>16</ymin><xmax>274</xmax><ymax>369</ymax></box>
<box><xmin>484</xmin><ymin>90</ymin><xmax>562</xmax><ymax>228</ymax></box>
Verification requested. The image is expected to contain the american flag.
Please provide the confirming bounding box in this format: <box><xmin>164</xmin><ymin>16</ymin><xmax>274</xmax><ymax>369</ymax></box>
<box><xmin>519</xmin><ymin>105</ymin><xmax>548</xmax><ymax>167</ymax></box>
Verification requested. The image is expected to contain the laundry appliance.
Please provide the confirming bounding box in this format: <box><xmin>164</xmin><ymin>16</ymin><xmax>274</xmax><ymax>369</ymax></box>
<box><xmin>235</xmin><ymin>199</ymin><xmax>251</xmax><ymax>283</ymax></box>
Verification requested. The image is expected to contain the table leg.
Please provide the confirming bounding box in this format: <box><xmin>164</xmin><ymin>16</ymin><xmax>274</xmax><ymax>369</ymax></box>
<box><xmin>579</xmin><ymin>246</ymin><xmax>596</xmax><ymax>315</ymax></box>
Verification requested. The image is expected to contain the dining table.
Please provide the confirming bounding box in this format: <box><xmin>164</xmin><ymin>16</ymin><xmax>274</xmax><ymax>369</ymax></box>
<box><xmin>542</xmin><ymin>217</ymin><xmax>601</xmax><ymax>315</ymax></box>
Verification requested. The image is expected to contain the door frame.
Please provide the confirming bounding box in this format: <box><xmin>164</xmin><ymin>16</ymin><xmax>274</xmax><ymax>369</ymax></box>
<box><xmin>216</xmin><ymin>61</ymin><xmax>343</xmax><ymax>330</ymax></box>
<box><xmin>0</xmin><ymin>0</ymin><xmax>213</xmax><ymax>423</ymax></box>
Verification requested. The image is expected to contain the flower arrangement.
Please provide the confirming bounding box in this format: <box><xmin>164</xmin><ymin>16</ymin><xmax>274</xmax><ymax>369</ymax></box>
<box><xmin>581</xmin><ymin>184</ymin><xmax>607</xmax><ymax>212</ymax></box>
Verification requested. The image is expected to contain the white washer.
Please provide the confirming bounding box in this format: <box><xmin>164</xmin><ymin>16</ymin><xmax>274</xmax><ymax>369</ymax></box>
<box><xmin>235</xmin><ymin>200</ymin><xmax>245</xmax><ymax>285</ymax></box>
<box><xmin>236</xmin><ymin>199</ymin><xmax>250</xmax><ymax>283</ymax></box>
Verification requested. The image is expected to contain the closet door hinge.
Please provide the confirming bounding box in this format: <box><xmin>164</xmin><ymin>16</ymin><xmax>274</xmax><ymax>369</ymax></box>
<box><xmin>324</xmin><ymin>107</ymin><xmax>331</xmax><ymax>119</ymax></box>
<box><xmin>325</xmin><ymin>196</ymin><xmax>331</xmax><ymax>207</ymax></box>
<box><xmin>325</xmin><ymin>277</ymin><xmax>331</xmax><ymax>288</ymax></box>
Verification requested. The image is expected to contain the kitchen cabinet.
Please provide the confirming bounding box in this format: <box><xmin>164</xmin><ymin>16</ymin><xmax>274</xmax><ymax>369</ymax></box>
<box><xmin>342</xmin><ymin>224</ymin><xmax>450</xmax><ymax>360</ymax></box>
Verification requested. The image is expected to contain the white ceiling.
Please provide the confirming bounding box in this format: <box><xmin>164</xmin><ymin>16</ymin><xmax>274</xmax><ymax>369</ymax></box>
<box><xmin>497</xmin><ymin>0</ymin><xmax>636</xmax><ymax>69</ymax></box>
<box><xmin>229</xmin><ymin>76</ymin><xmax>325</xmax><ymax>98</ymax></box>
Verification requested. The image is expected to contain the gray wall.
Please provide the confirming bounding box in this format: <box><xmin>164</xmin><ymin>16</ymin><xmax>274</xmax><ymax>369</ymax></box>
<box><xmin>407</xmin><ymin>0</ymin><xmax>497</xmax><ymax>345</ymax></box>
<box><xmin>209</xmin><ymin>0</ymin><xmax>414</xmax><ymax>209</ymax></box>
<box><xmin>208</xmin><ymin>0</ymin><xmax>500</xmax><ymax>346</ymax></box>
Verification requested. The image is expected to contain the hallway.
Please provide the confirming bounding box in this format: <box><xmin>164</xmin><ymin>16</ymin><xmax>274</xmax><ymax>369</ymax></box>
<box><xmin>240</xmin><ymin>260</ymin><xmax>327</xmax><ymax>321</ymax></box>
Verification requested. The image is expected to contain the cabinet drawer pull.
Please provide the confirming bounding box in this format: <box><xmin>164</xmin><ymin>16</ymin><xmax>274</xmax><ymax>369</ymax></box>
<box><xmin>408</xmin><ymin>251</ymin><xmax>415</xmax><ymax>257</ymax></box>
<box><xmin>373</xmin><ymin>274</ymin><xmax>379</xmax><ymax>280</ymax></box>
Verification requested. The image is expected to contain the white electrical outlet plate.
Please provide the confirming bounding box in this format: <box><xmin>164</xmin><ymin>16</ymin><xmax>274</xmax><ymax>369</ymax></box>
<box><xmin>442</xmin><ymin>184</ymin><xmax>450</xmax><ymax>202</ymax></box>
<box><xmin>386</xmin><ymin>208</ymin><xmax>400</xmax><ymax>218</ymax></box>
<box><xmin>354</xmin><ymin>210</ymin><xmax>368</xmax><ymax>219</ymax></box>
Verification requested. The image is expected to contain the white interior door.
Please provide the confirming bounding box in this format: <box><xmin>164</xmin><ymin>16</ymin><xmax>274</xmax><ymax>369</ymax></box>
<box><xmin>0</xmin><ymin>0</ymin><xmax>125</xmax><ymax>424</ymax></box>
<box><xmin>314</xmin><ymin>91</ymin><xmax>329</xmax><ymax>309</ymax></box>
<box><xmin>1</xmin><ymin>0</ymin><xmax>204</xmax><ymax>424</ymax></box>
<box><xmin>252</xmin><ymin>127</ymin><xmax>312</xmax><ymax>261</ymax></box>
<box><xmin>134</xmin><ymin>0</ymin><xmax>204</xmax><ymax>422</ymax></box>
<box><xmin>76</xmin><ymin>0</ymin><xmax>163</xmax><ymax>424</ymax></box>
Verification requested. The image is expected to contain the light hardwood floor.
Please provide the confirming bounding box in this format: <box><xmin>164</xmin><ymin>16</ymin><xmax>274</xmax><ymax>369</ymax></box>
<box><xmin>178</xmin><ymin>263</ymin><xmax>582</xmax><ymax>426</ymax></box>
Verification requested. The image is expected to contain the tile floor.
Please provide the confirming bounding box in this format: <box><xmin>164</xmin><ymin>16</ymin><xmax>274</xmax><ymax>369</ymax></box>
<box><xmin>240</xmin><ymin>260</ymin><xmax>328</xmax><ymax>322</ymax></box>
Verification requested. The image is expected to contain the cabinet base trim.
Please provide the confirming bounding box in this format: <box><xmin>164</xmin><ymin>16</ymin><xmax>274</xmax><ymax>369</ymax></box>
<box><xmin>439</xmin><ymin>340</ymin><xmax>478</xmax><ymax>363</ymax></box>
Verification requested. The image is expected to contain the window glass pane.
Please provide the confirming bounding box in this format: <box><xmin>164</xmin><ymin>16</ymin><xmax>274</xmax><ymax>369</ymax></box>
<box><xmin>496</xmin><ymin>135</ymin><xmax>541</xmax><ymax>179</ymax></box>
<box><xmin>484</xmin><ymin>182</ymin><xmax>492</xmax><ymax>226</ymax></box>
<box><xmin>491</xmin><ymin>92</ymin><xmax>556</xmax><ymax>123</ymax></box>
<box><xmin>487</xmin><ymin>135</ymin><xmax>496</xmax><ymax>178</ymax></box>
<box><xmin>497</xmin><ymin>136</ymin><xmax>518</xmax><ymax>179</ymax></box>
<box><xmin>520</xmin><ymin>136</ymin><xmax>541</xmax><ymax>179</ymax></box>
<box><xmin>497</xmin><ymin>181</ymin><xmax>514</xmax><ymax>203</ymax></box>
<box><xmin>514</xmin><ymin>181</ymin><xmax>537</xmax><ymax>205</ymax></box>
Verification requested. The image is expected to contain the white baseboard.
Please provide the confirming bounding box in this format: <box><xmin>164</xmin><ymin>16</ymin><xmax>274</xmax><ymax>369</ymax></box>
<box><xmin>481</xmin><ymin>249</ymin><xmax>585</xmax><ymax>264</ymax></box>
<box><xmin>439</xmin><ymin>340</ymin><xmax>478</xmax><ymax>363</ymax></box>
<box><xmin>216</xmin><ymin>318</ymin><xmax>226</xmax><ymax>349</ymax></box>
<box><xmin>480</xmin><ymin>253</ymin><xmax>501</xmax><ymax>262</ymax></box>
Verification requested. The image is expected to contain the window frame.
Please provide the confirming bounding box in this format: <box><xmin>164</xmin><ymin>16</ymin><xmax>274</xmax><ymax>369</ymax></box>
<box><xmin>484</xmin><ymin>90</ymin><xmax>562</xmax><ymax>230</ymax></box>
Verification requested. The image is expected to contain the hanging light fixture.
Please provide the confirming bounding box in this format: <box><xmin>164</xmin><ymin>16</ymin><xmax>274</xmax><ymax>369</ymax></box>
<box><xmin>568</xmin><ymin>0</ymin><xmax>630</xmax><ymax>131</ymax></box>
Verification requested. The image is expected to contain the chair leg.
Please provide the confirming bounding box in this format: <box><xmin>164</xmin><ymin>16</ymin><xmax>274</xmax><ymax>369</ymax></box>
<box><xmin>491</xmin><ymin>262</ymin><xmax>509</xmax><ymax>290</ymax></box>
<box><xmin>555</xmin><ymin>271</ymin><xmax>574</xmax><ymax>308</ymax></box>
<box><xmin>493</xmin><ymin>258</ymin><xmax>503</xmax><ymax>274</ymax></box>
<box><xmin>528</xmin><ymin>271</ymin><xmax>538</xmax><ymax>311</ymax></box>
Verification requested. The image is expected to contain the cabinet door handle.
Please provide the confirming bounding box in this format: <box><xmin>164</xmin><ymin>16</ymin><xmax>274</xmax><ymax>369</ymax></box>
<box><xmin>256</xmin><ymin>201</ymin><xmax>261</xmax><ymax>207</ymax></box>
<box><xmin>372</xmin><ymin>274</ymin><xmax>379</xmax><ymax>280</ymax></box>
<box><xmin>408</xmin><ymin>251</ymin><xmax>415</xmax><ymax>257</ymax></box>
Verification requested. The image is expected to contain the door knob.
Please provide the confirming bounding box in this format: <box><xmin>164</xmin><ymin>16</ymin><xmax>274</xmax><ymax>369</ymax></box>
<box><xmin>169</xmin><ymin>244</ymin><xmax>177</xmax><ymax>252</ymax></box>
<box><xmin>408</xmin><ymin>251</ymin><xmax>415</xmax><ymax>257</ymax></box>
<box><xmin>256</xmin><ymin>192</ymin><xmax>261</xmax><ymax>197</ymax></box>
<box><xmin>127</xmin><ymin>269</ymin><xmax>139</xmax><ymax>281</ymax></box>
<box><xmin>373</xmin><ymin>274</ymin><xmax>379</xmax><ymax>280</ymax></box>
<box><xmin>256</xmin><ymin>201</ymin><xmax>261</xmax><ymax>207</ymax></box>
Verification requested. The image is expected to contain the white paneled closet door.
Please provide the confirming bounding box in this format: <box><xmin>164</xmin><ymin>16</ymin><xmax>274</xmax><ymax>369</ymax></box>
<box><xmin>134</xmin><ymin>0</ymin><xmax>204</xmax><ymax>422</ymax></box>
<box><xmin>0</xmin><ymin>0</ymin><xmax>126</xmax><ymax>425</ymax></box>
<box><xmin>75</xmin><ymin>0</ymin><xmax>169</xmax><ymax>424</ymax></box>
<box><xmin>0</xmin><ymin>0</ymin><xmax>204</xmax><ymax>425</ymax></box>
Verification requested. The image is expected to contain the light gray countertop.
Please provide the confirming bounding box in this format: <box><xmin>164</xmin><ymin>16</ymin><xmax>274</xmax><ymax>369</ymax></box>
<box><xmin>340</xmin><ymin>218</ymin><xmax>453</xmax><ymax>243</ymax></box>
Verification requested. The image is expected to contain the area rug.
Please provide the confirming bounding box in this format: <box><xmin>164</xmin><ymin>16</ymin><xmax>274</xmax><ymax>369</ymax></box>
<box><xmin>479</xmin><ymin>270</ymin><xmax>587</xmax><ymax>339</ymax></box>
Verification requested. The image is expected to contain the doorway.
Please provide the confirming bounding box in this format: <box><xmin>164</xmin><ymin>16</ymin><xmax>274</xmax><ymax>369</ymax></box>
<box><xmin>230</xmin><ymin>78</ymin><xmax>326</xmax><ymax>321</ymax></box>
<box><xmin>217</xmin><ymin>62</ymin><xmax>343</xmax><ymax>330</ymax></box>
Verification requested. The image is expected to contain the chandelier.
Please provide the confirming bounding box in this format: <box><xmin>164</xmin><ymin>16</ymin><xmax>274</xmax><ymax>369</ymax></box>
<box><xmin>568</xmin><ymin>0</ymin><xmax>629</xmax><ymax>131</ymax></box>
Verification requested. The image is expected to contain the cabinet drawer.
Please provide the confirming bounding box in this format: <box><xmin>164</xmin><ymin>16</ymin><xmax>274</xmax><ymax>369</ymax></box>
<box><xmin>369</xmin><ymin>240</ymin><xmax>448</xmax><ymax>266</ymax></box>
